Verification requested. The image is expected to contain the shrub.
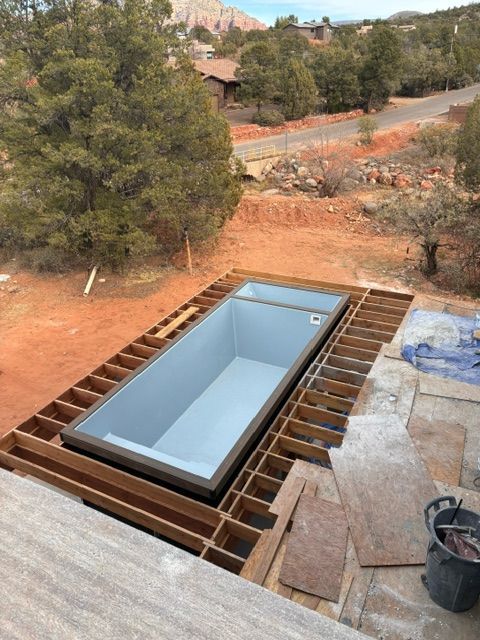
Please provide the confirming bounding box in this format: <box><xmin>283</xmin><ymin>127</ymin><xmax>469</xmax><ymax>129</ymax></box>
<box><xmin>252</xmin><ymin>110</ymin><xmax>285</xmax><ymax>127</ymax></box>
<box><xmin>417</xmin><ymin>124</ymin><xmax>458</xmax><ymax>158</ymax></box>
<box><xmin>357</xmin><ymin>115</ymin><xmax>378</xmax><ymax>145</ymax></box>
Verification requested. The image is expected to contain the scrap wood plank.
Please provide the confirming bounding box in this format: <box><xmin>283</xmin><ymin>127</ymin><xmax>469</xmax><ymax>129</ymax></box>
<box><xmin>407</xmin><ymin>415</ymin><xmax>466</xmax><ymax>485</ymax></box>
<box><xmin>269</xmin><ymin>459</ymin><xmax>330</xmax><ymax>516</ymax></box>
<box><xmin>240</xmin><ymin>530</ymin><xmax>271</xmax><ymax>582</ymax></box>
<box><xmin>330</xmin><ymin>414</ymin><xmax>437</xmax><ymax>567</ymax></box>
<box><xmin>249</xmin><ymin>476</ymin><xmax>305</xmax><ymax>586</ymax></box>
<box><xmin>279</xmin><ymin>496</ymin><xmax>348</xmax><ymax>602</ymax></box>
<box><xmin>154</xmin><ymin>306</ymin><xmax>199</xmax><ymax>338</ymax></box>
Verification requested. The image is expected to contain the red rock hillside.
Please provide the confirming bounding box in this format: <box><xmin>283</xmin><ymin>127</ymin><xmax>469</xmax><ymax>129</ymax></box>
<box><xmin>170</xmin><ymin>0</ymin><xmax>267</xmax><ymax>31</ymax></box>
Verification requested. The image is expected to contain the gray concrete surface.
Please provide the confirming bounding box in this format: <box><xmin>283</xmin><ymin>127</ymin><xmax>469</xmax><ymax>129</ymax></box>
<box><xmin>233</xmin><ymin>83</ymin><xmax>480</xmax><ymax>155</ymax></box>
<box><xmin>0</xmin><ymin>470</ymin><xmax>368</xmax><ymax>640</ymax></box>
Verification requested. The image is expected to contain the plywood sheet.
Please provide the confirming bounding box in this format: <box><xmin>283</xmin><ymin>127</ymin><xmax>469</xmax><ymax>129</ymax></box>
<box><xmin>279</xmin><ymin>496</ymin><xmax>348</xmax><ymax>602</ymax></box>
<box><xmin>360</xmin><ymin>564</ymin><xmax>480</xmax><ymax>640</ymax></box>
<box><xmin>269</xmin><ymin>459</ymin><xmax>330</xmax><ymax>516</ymax></box>
<box><xmin>349</xmin><ymin>352</ymin><xmax>418</xmax><ymax>426</ymax></box>
<box><xmin>330</xmin><ymin>414</ymin><xmax>437</xmax><ymax>567</ymax></box>
<box><xmin>408</xmin><ymin>415</ymin><xmax>465</xmax><ymax>485</ymax></box>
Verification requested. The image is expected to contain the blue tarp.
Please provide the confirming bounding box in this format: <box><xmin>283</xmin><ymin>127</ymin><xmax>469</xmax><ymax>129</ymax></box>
<box><xmin>401</xmin><ymin>309</ymin><xmax>480</xmax><ymax>385</ymax></box>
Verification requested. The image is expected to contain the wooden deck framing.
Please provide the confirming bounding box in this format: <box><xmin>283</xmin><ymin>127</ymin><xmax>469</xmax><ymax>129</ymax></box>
<box><xmin>0</xmin><ymin>268</ymin><xmax>413</xmax><ymax>574</ymax></box>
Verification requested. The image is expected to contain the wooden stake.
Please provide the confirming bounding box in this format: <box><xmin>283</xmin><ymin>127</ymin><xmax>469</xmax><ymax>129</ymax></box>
<box><xmin>83</xmin><ymin>265</ymin><xmax>99</xmax><ymax>297</ymax></box>
<box><xmin>183</xmin><ymin>227</ymin><xmax>193</xmax><ymax>276</ymax></box>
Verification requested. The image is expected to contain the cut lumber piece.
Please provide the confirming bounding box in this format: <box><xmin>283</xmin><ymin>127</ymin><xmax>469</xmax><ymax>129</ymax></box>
<box><xmin>263</xmin><ymin>532</ymin><xmax>293</xmax><ymax>598</ymax></box>
<box><xmin>279</xmin><ymin>496</ymin><xmax>348</xmax><ymax>602</ymax></box>
<box><xmin>408</xmin><ymin>415</ymin><xmax>465</xmax><ymax>485</ymax></box>
<box><xmin>154</xmin><ymin>306</ymin><xmax>199</xmax><ymax>339</ymax></box>
<box><xmin>330</xmin><ymin>414</ymin><xmax>437</xmax><ymax>567</ymax></box>
<box><xmin>250</xmin><ymin>476</ymin><xmax>305</xmax><ymax>586</ymax></box>
<box><xmin>269</xmin><ymin>459</ymin><xmax>330</xmax><ymax>516</ymax></box>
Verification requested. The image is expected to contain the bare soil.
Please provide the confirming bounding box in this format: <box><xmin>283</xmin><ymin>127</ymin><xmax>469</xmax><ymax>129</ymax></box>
<box><xmin>0</xmin><ymin>125</ymin><xmax>471</xmax><ymax>436</ymax></box>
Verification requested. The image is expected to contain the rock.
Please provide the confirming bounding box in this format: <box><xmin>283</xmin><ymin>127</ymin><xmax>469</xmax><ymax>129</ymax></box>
<box><xmin>420</xmin><ymin>180</ymin><xmax>434</xmax><ymax>190</ymax></box>
<box><xmin>297</xmin><ymin>166</ymin><xmax>309</xmax><ymax>178</ymax></box>
<box><xmin>347</xmin><ymin>168</ymin><xmax>363</xmax><ymax>182</ymax></box>
<box><xmin>262</xmin><ymin>188</ymin><xmax>279</xmax><ymax>196</ymax></box>
<box><xmin>293</xmin><ymin>180</ymin><xmax>300</xmax><ymax>187</ymax></box>
<box><xmin>298</xmin><ymin>183</ymin><xmax>312</xmax><ymax>192</ymax></box>
<box><xmin>321</xmin><ymin>160</ymin><xmax>329</xmax><ymax>171</ymax></box>
<box><xmin>282</xmin><ymin>183</ymin><xmax>294</xmax><ymax>191</ymax></box>
<box><xmin>379</xmin><ymin>165</ymin><xmax>390</xmax><ymax>174</ymax></box>
<box><xmin>378</xmin><ymin>172</ymin><xmax>393</xmax><ymax>186</ymax></box>
<box><xmin>367</xmin><ymin>169</ymin><xmax>381</xmax><ymax>182</ymax></box>
<box><xmin>0</xmin><ymin>274</ymin><xmax>10</xmax><ymax>282</ymax></box>
<box><xmin>327</xmin><ymin>205</ymin><xmax>335</xmax><ymax>213</ymax></box>
<box><xmin>425</xmin><ymin>166</ymin><xmax>442</xmax><ymax>175</ymax></box>
<box><xmin>283</xmin><ymin>173</ymin><xmax>295</xmax><ymax>181</ymax></box>
<box><xmin>7</xmin><ymin>285</ymin><xmax>19</xmax><ymax>293</ymax></box>
<box><xmin>305</xmin><ymin>178</ymin><xmax>318</xmax><ymax>188</ymax></box>
<box><xmin>338</xmin><ymin>177</ymin><xmax>359</xmax><ymax>193</ymax></box>
<box><xmin>363</xmin><ymin>201</ymin><xmax>379</xmax><ymax>215</ymax></box>
<box><xmin>370</xmin><ymin>178</ymin><xmax>377</xmax><ymax>185</ymax></box>
<box><xmin>393</xmin><ymin>174</ymin><xmax>412</xmax><ymax>189</ymax></box>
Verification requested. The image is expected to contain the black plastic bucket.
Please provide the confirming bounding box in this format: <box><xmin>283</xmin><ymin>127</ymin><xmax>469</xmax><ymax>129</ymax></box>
<box><xmin>423</xmin><ymin>496</ymin><xmax>480</xmax><ymax>612</ymax></box>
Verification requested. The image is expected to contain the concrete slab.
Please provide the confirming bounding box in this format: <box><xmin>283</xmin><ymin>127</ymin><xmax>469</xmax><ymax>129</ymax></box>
<box><xmin>0</xmin><ymin>471</ymin><xmax>367</xmax><ymax>640</ymax></box>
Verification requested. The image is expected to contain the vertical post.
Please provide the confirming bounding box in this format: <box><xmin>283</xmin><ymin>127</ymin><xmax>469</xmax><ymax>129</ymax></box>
<box><xmin>445</xmin><ymin>24</ymin><xmax>458</xmax><ymax>92</ymax></box>
<box><xmin>183</xmin><ymin>227</ymin><xmax>193</xmax><ymax>276</ymax></box>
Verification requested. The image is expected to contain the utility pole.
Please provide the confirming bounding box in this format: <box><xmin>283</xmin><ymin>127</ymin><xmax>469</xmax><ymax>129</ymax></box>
<box><xmin>445</xmin><ymin>24</ymin><xmax>458</xmax><ymax>92</ymax></box>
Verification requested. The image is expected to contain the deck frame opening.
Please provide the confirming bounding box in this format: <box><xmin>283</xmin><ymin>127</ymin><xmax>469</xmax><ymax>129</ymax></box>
<box><xmin>60</xmin><ymin>279</ymin><xmax>349</xmax><ymax>498</ymax></box>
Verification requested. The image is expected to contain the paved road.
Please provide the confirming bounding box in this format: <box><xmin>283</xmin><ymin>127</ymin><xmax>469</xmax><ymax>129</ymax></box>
<box><xmin>233</xmin><ymin>84</ymin><xmax>480</xmax><ymax>154</ymax></box>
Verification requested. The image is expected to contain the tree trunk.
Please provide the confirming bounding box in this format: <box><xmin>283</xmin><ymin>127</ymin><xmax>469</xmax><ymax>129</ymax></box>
<box><xmin>422</xmin><ymin>242</ymin><xmax>438</xmax><ymax>276</ymax></box>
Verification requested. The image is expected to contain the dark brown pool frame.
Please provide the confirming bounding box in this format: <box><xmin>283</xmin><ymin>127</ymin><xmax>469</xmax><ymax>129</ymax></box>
<box><xmin>60</xmin><ymin>280</ymin><xmax>350</xmax><ymax>498</ymax></box>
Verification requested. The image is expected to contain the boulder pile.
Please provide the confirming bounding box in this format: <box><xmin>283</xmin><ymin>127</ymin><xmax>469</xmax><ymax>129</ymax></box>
<box><xmin>258</xmin><ymin>154</ymin><xmax>454</xmax><ymax>198</ymax></box>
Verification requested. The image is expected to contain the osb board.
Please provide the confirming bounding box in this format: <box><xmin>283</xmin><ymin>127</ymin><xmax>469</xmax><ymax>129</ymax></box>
<box><xmin>349</xmin><ymin>351</ymin><xmax>418</xmax><ymax>426</ymax></box>
<box><xmin>359</xmin><ymin>565</ymin><xmax>480</xmax><ymax>640</ymax></box>
<box><xmin>279</xmin><ymin>496</ymin><xmax>348</xmax><ymax>602</ymax></box>
<box><xmin>330</xmin><ymin>414</ymin><xmax>437</xmax><ymax>567</ymax></box>
<box><xmin>269</xmin><ymin>460</ymin><xmax>331</xmax><ymax>516</ymax></box>
<box><xmin>419</xmin><ymin>372</ymin><xmax>480</xmax><ymax>404</ymax></box>
<box><xmin>407</xmin><ymin>415</ymin><xmax>465</xmax><ymax>485</ymax></box>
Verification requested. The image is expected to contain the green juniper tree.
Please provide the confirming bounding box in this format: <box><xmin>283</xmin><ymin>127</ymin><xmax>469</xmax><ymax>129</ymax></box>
<box><xmin>279</xmin><ymin>59</ymin><xmax>316</xmax><ymax>120</ymax></box>
<box><xmin>0</xmin><ymin>0</ymin><xmax>241</xmax><ymax>269</ymax></box>
<box><xmin>456</xmin><ymin>96</ymin><xmax>480</xmax><ymax>191</ymax></box>
<box><xmin>360</xmin><ymin>24</ymin><xmax>403</xmax><ymax>111</ymax></box>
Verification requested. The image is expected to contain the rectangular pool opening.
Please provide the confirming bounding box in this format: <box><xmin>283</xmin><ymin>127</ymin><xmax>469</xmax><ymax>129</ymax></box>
<box><xmin>61</xmin><ymin>280</ymin><xmax>349</xmax><ymax>498</ymax></box>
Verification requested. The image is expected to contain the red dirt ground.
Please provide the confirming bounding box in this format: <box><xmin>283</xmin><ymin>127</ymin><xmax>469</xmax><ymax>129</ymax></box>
<box><xmin>0</xmin><ymin>125</ymin><xmax>461</xmax><ymax>436</ymax></box>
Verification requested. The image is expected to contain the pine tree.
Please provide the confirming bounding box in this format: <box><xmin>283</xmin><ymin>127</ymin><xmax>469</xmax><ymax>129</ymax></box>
<box><xmin>236</xmin><ymin>41</ymin><xmax>279</xmax><ymax>113</ymax></box>
<box><xmin>360</xmin><ymin>25</ymin><xmax>403</xmax><ymax>111</ymax></box>
<box><xmin>279</xmin><ymin>59</ymin><xmax>316</xmax><ymax>121</ymax></box>
<box><xmin>456</xmin><ymin>96</ymin><xmax>480</xmax><ymax>191</ymax></box>
<box><xmin>0</xmin><ymin>0</ymin><xmax>241</xmax><ymax>269</ymax></box>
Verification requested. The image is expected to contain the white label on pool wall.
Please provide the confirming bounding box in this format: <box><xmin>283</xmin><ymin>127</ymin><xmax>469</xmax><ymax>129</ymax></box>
<box><xmin>68</xmin><ymin>282</ymin><xmax>346</xmax><ymax>492</ymax></box>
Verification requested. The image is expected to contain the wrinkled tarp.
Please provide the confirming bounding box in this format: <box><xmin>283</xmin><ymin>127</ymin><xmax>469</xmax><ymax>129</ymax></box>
<box><xmin>401</xmin><ymin>309</ymin><xmax>480</xmax><ymax>386</ymax></box>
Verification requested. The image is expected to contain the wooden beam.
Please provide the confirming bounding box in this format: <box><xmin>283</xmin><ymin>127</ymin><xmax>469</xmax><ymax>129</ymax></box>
<box><xmin>249</xmin><ymin>476</ymin><xmax>305</xmax><ymax>585</ymax></box>
<box><xmin>154</xmin><ymin>306</ymin><xmax>199</xmax><ymax>339</ymax></box>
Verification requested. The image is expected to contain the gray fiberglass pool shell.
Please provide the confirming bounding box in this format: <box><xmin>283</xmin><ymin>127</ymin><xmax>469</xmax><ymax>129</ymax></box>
<box><xmin>61</xmin><ymin>280</ymin><xmax>349</xmax><ymax>498</ymax></box>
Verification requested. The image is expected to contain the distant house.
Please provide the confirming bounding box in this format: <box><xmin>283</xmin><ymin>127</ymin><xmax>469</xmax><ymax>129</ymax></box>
<box><xmin>282</xmin><ymin>21</ymin><xmax>337</xmax><ymax>42</ymax></box>
<box><xmin>189</xmin><ymin>40</ymin><xmax>215</xmax><ymax>60</ymax></box>
<box><xmin>193</xmin><ymin>59</ymin><xmax>240</xmax><ymax>111</ymax></box>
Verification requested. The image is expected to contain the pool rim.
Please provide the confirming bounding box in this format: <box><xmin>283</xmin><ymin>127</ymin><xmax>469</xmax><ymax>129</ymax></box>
<box><xmin>60</xmin><ymin>279</ymin><xmax>349</xmax><ymax>498</ymax></box>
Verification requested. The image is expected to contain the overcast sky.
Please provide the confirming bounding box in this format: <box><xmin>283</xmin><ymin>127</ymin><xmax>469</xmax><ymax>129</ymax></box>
<box><xmin>235</xmin><ymin>1</ymin><xmax>462</xmax><ymax>25</ymax></box>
